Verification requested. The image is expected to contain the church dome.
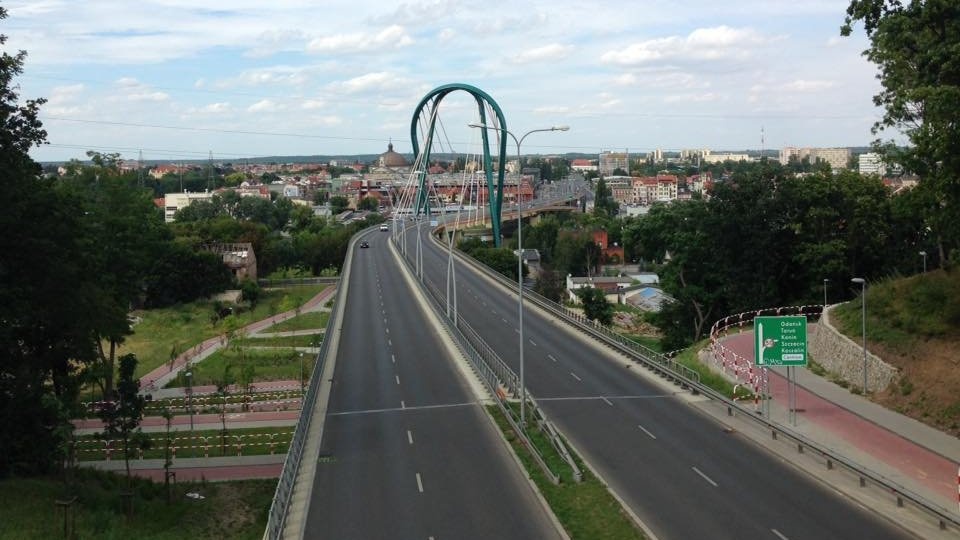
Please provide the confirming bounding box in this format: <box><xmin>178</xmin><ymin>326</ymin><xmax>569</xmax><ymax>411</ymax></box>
<box><xmin>378</xmin><ymin>142</ymin><xmax>409</xmax><ymax>168</ymax></box>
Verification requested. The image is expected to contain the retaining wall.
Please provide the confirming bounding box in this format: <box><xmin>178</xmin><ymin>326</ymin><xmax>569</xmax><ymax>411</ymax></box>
<box><xmin>810</xmin><ymin>304</ymin><xmax>898</xmax><ymax>392</ymax></box>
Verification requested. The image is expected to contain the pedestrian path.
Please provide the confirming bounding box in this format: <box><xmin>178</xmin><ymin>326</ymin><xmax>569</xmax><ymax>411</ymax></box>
<box><xmin>138</xmin><ymin>286</ymin><xmax>336</xmax><ymax>391</ymax></box>
<box><xmin>720</xmin><ymin>329</ymin><xmax>960</xmax><ymax>513</ymax></box>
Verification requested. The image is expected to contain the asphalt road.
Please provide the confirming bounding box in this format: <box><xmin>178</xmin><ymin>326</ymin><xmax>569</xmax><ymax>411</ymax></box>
<box><xmin>303</xmin><ymin>230</ymin><xmax>562</xmax><ymax>540</ymax></box>
<box><xmin>403</xmin><ymin>218</ymin><xmax>910</xmax><ymax>540</ymax></box>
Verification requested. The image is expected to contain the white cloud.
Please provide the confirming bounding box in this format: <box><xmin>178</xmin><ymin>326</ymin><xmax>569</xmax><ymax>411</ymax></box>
<box><xmin>826</xmin><ymin>36</ymin><xmax>843</xmax><ymax>47</ymax></box>
<box><xmin>783</xmin><ymin>79</ymin><xmax>835</xmax><ymax>92</ymax></box>
<box><xmin>601</xmin><ymin>26</ymin><xmax>774</xmax><ymax>66</ymax></box>
<box><xmin>307</xmin><ymin>25</ymin><xmax>413</xmax><ymax>54</ymax></box>
<box><xmin>438</xmin><ymin>28</ymin><xmax>456</xmax><ymax>42</ymax></box>
<box><xmin>302</xmin><ymin>99</ymin><xmax>326</xmax><ymax>110</ymax></box>
<box><xmin>315</xmin><ymin>115</ymin><xmax>342</xmax><ymax>126</ymax></box>
<box><xmin>47</xmin><ymin>84</ymin><xmax>85</xmax><ymax>105</ymax></box>
<box><xmin>245</xmin><ymin>29</ymin><xmax>307</xmax><ymax>58</ymax></box>
<box><xmin>533</xmin><ymin>105</ymin><xmax>571</xmax><ymax>114</ymax></box>
<box><xmin>247</xmin><ymin>99</ymin><xmax>284</xmax><ymax>113</ymax></box>
<box><xmin>613</xmin><ymin>73</ymin><xmax>638</xmax><ymax>86</ymax></box>
<box><xmin>200</xmin><ymin>102</ymin><xmax>232</xmax><ymax>114</ymax></box>
<box><xmin>328</xmin><ymin>72</ymin><xmax>408</xmax><ymax>94</ymax></box>
<box><xmin>663</xmin><ymin>92</ymin><xmax>719</xmax><ymax>103</ymax></box>
<box><xmin>511</xmin><ymin>43</ymin><xmax>573</xmax><ymax>64</ymax></box>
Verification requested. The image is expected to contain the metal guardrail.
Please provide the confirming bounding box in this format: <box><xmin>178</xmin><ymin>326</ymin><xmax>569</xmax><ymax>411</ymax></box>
<box><xmin>399</xmin><ymin>241</ymin><xmax>581</xmax><ymax>484</ymax></box>
<box><xmin>263</xmin><ymin>276</ymin><xmax>344</xmax><ymax>540</ymax></box>
<box><xmin>433</xmin><ymin>227</ymin><xmax>960</xmax><ymax>532</ymax></box>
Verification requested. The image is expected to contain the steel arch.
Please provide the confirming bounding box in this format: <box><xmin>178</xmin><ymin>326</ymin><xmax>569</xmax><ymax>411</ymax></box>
<box><xmin>410</xmin><ymin>83</ymin><xmax>509</xmax><ymax>245</ymax></box>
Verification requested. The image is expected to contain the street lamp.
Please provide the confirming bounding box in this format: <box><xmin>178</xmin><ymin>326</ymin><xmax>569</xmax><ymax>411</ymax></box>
<box><xmin>468</xmin><ymin>122</ymin><xmax>569</xmax><ymax>426</ymax></box>
<box><xmin>823</xmin><ymin>278</ymin><xmax>829</xmax><ymax>309</ymax></box>
<box><xmin>185</xmin><ymin>369</ymin><xmax>194</xmax><ymax>431</ymax></box>
<box><xmin>299</xmin><ymin>352</ymin><xmax>305</xmax><ymax>393</ymax></box>
<box><xmin>851</xmin><ymin>278</ymin><xmax>867</xmax><ymax>393</ymax></box>
<box><xmin>919</xmin><ymin>250</ymin><xmax>927</xmax><ymax>273</ymax></box>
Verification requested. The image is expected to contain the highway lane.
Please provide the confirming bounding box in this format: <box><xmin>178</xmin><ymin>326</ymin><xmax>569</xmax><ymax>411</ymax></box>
<box><xmin>404</xmin><ymin>220</ymin><xmax>909</xmax><ymax>540</ymax></box>
<box><xmin>304</xmin><ymin>229</ymin><xmax>561</xmax><ymax>540</ymax></box>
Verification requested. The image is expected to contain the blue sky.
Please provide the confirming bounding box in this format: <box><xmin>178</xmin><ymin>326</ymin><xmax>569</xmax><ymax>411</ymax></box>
<box><xmin>4</xmin><ymin>0</ymin><xmax>887</xmax><ymax>163</ymax></box>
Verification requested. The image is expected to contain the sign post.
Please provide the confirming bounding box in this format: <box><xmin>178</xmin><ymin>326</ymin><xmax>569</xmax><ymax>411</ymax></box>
<box><xmin>754</xmin><ymin>316</ymin><xmax>807</xmax><ymax>423</ymax></box>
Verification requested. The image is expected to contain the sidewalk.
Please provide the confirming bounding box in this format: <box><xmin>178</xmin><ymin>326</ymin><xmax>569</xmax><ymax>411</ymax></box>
<box><xmin>720</xmin><ymin>329</ymin><xmax>960</xmax><ymax>513</ymax></box>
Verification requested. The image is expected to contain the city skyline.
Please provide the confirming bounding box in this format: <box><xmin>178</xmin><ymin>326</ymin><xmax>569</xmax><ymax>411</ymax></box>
<box><xmin>6</xmin><ymin>0</ymin><xmax>896</xmax><ymax>163</ymax></box>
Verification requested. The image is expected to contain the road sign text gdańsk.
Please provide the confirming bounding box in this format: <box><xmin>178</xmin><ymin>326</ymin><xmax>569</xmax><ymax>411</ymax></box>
<box><xmin>753</xmin><ymin>316</ymin><xmax>807</xmax><ymax>366</ymax></box>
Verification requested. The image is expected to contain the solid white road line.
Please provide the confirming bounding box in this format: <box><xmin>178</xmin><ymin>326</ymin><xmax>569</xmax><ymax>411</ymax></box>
<box><xmin>692</xmin><ymin>466</ymin><xmax>718</xmax><ymax>487</ymax></box>
<box><xmin>771</xmin><ymin>529</ymin><xmax>789</xmax><ymax>540</ymax></box>
<box><xmin>570</xmin><ymin>372</ymin><xmax>582</xmax><ymax>381</ymax></box>
<box><xmin>416</xmin><ymin>473</ymin><xmax>424</xmax><ymax>493</ymax></box>
<box><xmin>407</xmin><ymin>430</ymin><xmax>414</xmax><ymax>445</ymax></box>
<box><xmin>637</xmin><ymin>424</ymin><xmax>657</xmax><ymax>440</ymax></box>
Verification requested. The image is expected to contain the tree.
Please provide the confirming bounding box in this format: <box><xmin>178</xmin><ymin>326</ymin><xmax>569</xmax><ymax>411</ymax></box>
<box><xmin>0</xmin><ymin>7</ymin><xmax>100</xmax><ymax>477</ymax></box>
<box><xmin>593</xmin><ymin>177</ymin><xmax>618</xmax><ymax>217</ymax></box>
<box><xmin>97</xmin><ymin>354</ymin><xmax>150</xmax><ymax>502</ymax></box>
<box><xmin>358</xmin><ymin>196</ymin><xmax>379</xmax><ymax>211</ymax></box>
<box><xmin>329</xmin><ymin>195</ymin><xmax>350</xmax><ymax>214</ymax></box>
<box><xmin>576</xmin><ymin>286</ymin><xmax>613</xmax><ymax>326</ymax></box>
<box><xmin>843</xmin><ymin>0</ymin><xmax>960</xmax><ymax>265</ymax></box>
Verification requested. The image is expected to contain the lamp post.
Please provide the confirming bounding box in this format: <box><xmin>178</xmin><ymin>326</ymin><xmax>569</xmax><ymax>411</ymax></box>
<box><xmin>919</xmin><ymin>250</ymin><xmax>927</xmax><ymax>273</ymax></box>
<box><xmin>823</xmin><ymin>278</ymin><xmax>829</xmax><ymax>309</ymax></box>
<box><xmin>851</xmin><ymin>278</ymin><xmax>867</xmax><ymax>393</ymax></box>
<box><xmin>468</xmin><ymin>122</ymin><xmax>569</xmax><ymax>426</ymax></box>
<box><xmin>185</xmin><ymin>369</ymin><xmax>194</xmax><ymax>431</ymax></box>
<box><xmin>299</xmin><ymin>352</ymin><xmax>305</xmax><ymax>394</ymax></box>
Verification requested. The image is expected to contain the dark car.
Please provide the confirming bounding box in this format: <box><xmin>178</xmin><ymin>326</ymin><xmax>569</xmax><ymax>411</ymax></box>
<box><xmin>359</xmin><ymin>241</ymin><xmax>370</xmax><ymax>248</ymax></box>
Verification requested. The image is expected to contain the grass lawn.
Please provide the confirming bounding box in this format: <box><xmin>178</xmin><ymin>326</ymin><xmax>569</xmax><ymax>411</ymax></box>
<box><xmin>674</xmin><ymin>339</ymin><xmax>740</xmax><ymax>397</ymax></box>
<box><xmin>0</xmin><ymin>469</ymin><xmax>275</xmax><ymax>540</ymax></box>
<box><xmin>120</xmin><ymin>285</ymin><xmax>327</xmax><ymax>379</ymax></box>
<box><xmin>621</xmin><ymin>333</ymin><xmax>663</xmax><ymax>353</ymax></box>
<box><xmin>234</xmin><ymin>334</ymin><xmax>323</xmax><ymax>348</ymax></box>
<box><xmin>75</xmin><ymin>426</ymin><xmax>293</xmax><ymax>460</ymax></box>
<box><xmin>265</xmin><ymin>311</ymin><xmax>329</xmax><ymax>332</ymax></box>
<box><xmin>488</xmin><ymin>405</ymin><xmax>645</xmax><ymax>540</ymax></box>
<box><xmin>165</xmin><ymin>348</ymin><xmax>310</xmax><ymax>388</ymax></box>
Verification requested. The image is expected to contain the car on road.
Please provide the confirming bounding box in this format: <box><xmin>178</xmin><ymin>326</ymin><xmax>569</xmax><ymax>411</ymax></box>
<box><xmin>359</xmin><ymin>241</ymin><xmax>369</xmax><ymax>248</ymax></box>
<box><xmin>379</xmin><ymin>224</ymin><xmax>389</xmax><ymax>231</ymax></box>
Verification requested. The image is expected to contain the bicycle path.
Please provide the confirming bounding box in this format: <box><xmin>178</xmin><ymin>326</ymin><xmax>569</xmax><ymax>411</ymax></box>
<box><xmin>721</xmin><ymin>329</ymin><xmax>960</xmax><ymax>512</ymax></box>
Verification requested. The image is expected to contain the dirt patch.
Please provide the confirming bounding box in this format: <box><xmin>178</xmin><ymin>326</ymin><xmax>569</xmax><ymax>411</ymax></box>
<box><xmin>612</xmin><ymin>311</ymin><xmax>662</xmax><ymax>337</ymax></box>
<box><xmin>870</xmin><ymin>336</ymin><xmax>960</xmax><ymax>438</ymax></box>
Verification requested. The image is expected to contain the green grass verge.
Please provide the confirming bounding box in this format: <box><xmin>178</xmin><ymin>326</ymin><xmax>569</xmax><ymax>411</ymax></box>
<box><xmin>620</xmin><ymin>334</ymin><xmax>663</xmax><ymax>353</ymax></box>
<box><xmin>165</xmin><ymin>348</ymin><xmax>310</xmax><ymax>388</ymax></box>
<box><xmin>831</xmin><ymin>270</ymin><xmax>960</xmax><ymax>353</ymax></box>
<box><xmin>0</xmin><ymin>469</ymin><xmax>274</xmax><ymax>540</ymax></box>
<box><xmin>122</xmin><ymin>285</ymin><xmax>327</xmax><ymax>379</ymax></box>
<box><xmin>75</xmin><ymin>426</ymin><xmax>293</xmax><ymax>460</ymax></box>
<box><xmin>673</xmin><ymin>339</ymin><xmax>741</xmax><ymax>397</ymax></box>
<box><xmin>487</xmin><ymin>405</ymin><xmax>645</xmax><ymax>540</ymax></box>
<box><xmin>234</xmin><ymin>334</ymin><xmax>323</xmax><ymax>348</ymax></box>
<box><xmin>264</xmin><ymin>311</ymin><xmax>329</xmax><ymax>332</ymax></box>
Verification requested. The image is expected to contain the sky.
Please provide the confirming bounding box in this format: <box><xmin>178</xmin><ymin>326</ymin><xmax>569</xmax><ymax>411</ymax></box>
<box><xmin>3</xmin><ymin>0</ymin><xmax>889</xmax><ymax>164</ymax></box>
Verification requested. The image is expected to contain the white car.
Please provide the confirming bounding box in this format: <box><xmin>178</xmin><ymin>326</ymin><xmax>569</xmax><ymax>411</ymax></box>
<box><xmin>379</xmin><ymin>224</ymin><xmax>389</xmax><ymax>231</ymax></box>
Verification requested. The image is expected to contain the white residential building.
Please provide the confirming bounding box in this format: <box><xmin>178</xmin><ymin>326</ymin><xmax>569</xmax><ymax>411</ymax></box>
<box><xmin>858</xmin><ymin>153</ymin><xmax>886</xmax><ymax>176</ymax></box>
<box><xmin>163</xmin><ymin>192</ymin><xmax>214</xmax><ymax>222</ymax></box>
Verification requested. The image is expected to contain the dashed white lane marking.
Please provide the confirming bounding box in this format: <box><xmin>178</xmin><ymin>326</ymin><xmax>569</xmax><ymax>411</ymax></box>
<box><xmin>388</xmin><ymin>339</ymin><xmax>392</xmax><ymax>346</ymax></box>
<box><xmin>638</xmin><ymin>424</ymin><xmax>657</xmax><ymax>440</ymax></box>
<box><xmin>547</xmin><ymin>354</ymin><xmax>557</xmax><ymax>362</ymax></box>
<box><xmin>601</xmin><ymin>396</ymin><xmax>613</xmax><ymax>406</ymax></box>
<box><xmin>692</xmin><ymin>466</ymin><xmax>718</xmax><ymax>487</ymax></box>
<box><xmin>407</xmin><ymin>430</ymin><xmax>414</xmax><ymax>445</ymax></box>
<box><xmin>570</xmin><ymin>372</ymin><xmax>582</xmax><ymax>382</ymax></box>
<box><xmin>391</xmin><ymin>354</ymin><xmax>396</xmax><ymax>364</ymax></box>
<box><xmin>771</xmin><ymin>529</ymin><xmax>789</xmax><ymax>540</ymax></box>
<box><xmin>502</xmin><ymin>318</ymin><xmax>508</xmax><ymax>324</ymax></box>
<box><xmin>529</xmin><ymin>339</ymin><xmax>537</xmax><ymax>347</ymax></box>
<box><xmin>416</xmin><ymin>473</ymin><xmax>424</xmax><ymax>493</ymax></box>
<box><xmin>401</xmin><ymin>400</ymin><xmax>406</xmax><ymax>409</ymax></box>
<box><xmin>395</xmin><ymin>375</ymin><xmax>400</xmax><ymax>385</ymax></box>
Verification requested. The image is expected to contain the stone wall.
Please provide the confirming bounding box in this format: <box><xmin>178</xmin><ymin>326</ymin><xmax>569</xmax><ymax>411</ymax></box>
<box><xmin>810</xmin><ymin>305</ymin><xmax>898</xmax><ymax>392</ymax></box>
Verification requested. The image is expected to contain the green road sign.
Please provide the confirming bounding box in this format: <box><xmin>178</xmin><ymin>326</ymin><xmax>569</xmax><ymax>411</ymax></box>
<box><xmin>754</xmin><ymin>316</ymin><xmax>807</xmax><ymax>366</ymax></box>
